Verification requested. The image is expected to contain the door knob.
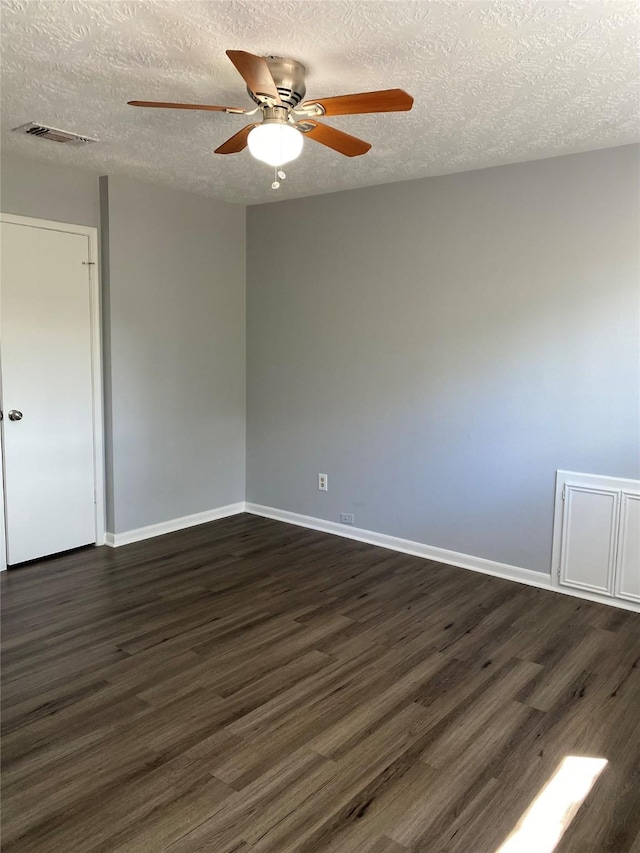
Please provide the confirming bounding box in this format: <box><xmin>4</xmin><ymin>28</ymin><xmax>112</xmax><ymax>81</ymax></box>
<box><xmin>8</xmin><ymin>410</ymin><xmax>23</xmax><ymax>421</ymax></box>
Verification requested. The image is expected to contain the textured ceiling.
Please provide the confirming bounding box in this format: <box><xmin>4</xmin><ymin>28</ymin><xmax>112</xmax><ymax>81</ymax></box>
<box><xmin>1</xmin><ymin>0</ymin><xmax>639</xmax><ymax>205</ymax></box>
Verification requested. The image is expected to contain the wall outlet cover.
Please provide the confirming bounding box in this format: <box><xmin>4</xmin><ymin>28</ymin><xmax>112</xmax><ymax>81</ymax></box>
<box><xmin>318</xmin><ymin>473</ymin><xmax>328</xmax><ymax>491</ymax></box>
<box><xmin>340</xmin><ymin>513</ymin><xmax>355</xmax><ymax>525</ymax></box>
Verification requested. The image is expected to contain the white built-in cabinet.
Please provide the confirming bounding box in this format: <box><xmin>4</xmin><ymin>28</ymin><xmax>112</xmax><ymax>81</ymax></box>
<box><xmin>552</xmin><ymin>471</ymin><xmax>640</xmax><ymax>608</ymax></box>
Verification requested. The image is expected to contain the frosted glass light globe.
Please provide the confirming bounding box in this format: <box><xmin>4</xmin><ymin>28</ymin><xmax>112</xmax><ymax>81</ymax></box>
<box><xmin>248</xmin><ymin>123</ymin><xmax>303</xmax><ymax>167</ymax></box>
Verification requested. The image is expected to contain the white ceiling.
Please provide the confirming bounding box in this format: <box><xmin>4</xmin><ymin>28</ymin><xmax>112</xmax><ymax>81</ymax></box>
<box><xmin>2</xmin><ymin>1</ymin><xmax>638</xmax><ymax>205</ymax></box>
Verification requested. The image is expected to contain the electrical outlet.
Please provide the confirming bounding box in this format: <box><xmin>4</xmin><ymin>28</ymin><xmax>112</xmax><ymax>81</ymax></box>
<box><xmin>318</xmin><ymin>473</ymin><xmax>328</xmax><ymax>491</ymax></box>
<box><xmin>340</xmin><ymin>513</ymin><xmax>354</xmax><ymax>525</ymax></box>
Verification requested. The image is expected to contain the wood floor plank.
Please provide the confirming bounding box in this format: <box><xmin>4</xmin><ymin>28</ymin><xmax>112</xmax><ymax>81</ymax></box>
<box><xmin>2</xmin><ymin>513</ymin><xmax>639</xmax><ymax>852</ymax></box>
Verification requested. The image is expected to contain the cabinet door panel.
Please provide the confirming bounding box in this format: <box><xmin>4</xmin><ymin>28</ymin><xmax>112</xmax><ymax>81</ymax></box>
<box><xmin>615</xmin><ymin>492</ymin><xmax>640</xmax><ymax>603</ymax></box>
<box><xmin>559</xmin><ymin>486</ymin><xmax>618</xmax><ymax>596</ymax></box>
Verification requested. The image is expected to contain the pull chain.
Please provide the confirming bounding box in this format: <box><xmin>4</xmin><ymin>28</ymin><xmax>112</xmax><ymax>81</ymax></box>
<box><xmin>271</xmin><ymin>167</ymin><xmax>287</xmax><ymax>191</ymax></box>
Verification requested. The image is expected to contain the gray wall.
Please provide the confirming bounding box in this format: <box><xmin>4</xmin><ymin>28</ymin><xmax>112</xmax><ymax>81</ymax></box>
<box><xmin>1</xmin><ymin>153</ymin><xmax>100</xmax><ymax>227</ymax></box>
<box><xmin>3</xmin><ymin>146</ymin><xmax>638</xmax><ymax>563</ymax></box>
<box><xmin>101</xmin><ymin>176</ymin><xmax>246</xmax><ymax>533</ymax></box>
<box><xmin>246</xmin><ymin>145</ymin><xmax>640</xmax><ymax>574</ymax></box>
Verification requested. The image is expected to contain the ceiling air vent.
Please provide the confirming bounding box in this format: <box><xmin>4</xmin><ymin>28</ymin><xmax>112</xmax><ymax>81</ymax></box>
<box><xmin>13</xmin><ymin>122</ymin><xmax>98</xmax><ymax>145</ymax></box>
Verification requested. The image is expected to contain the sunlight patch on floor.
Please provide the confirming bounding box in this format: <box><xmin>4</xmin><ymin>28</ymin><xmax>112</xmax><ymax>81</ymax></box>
<box><xmin>495</xmin><ymin>755</ymin><xmax>608</xmax><ymax>853</ymax></box>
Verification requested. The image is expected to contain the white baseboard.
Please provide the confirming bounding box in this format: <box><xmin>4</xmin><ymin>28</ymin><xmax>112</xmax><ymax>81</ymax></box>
<box><xmin>245</xmin><ymin>503</ymin><xmax>551</xmax><ymax>587</ymax></box>
<box><xmin>105</xmin><ymin>502</ymin><xmax>245</xmax><ymax>547</ymax></box>
<box><xmin>244</xmin><ymin>503</ymin><xmax>639</xmax><ymax>613</ymax></box>
<box><xmin>104</xmin><ymin>499</ymin><xmax>638</xmax><ymax>612</ymax></box>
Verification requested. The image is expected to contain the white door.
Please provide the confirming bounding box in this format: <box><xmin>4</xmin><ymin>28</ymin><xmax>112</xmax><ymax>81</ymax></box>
<box><xmin>1</xmin><ymin>221</ymin><xmax>96</xmax><ymax>564</ymax></box>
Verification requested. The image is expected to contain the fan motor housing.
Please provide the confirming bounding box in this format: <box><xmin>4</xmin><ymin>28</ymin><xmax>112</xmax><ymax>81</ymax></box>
<box><xmin>248</xmin><ymin>56</ymin><xmax>307</xmax><ymax>109</ymax></box>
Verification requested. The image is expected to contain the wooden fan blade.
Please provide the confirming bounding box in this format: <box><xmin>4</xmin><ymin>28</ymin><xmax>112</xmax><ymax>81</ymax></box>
<box><xmin>226</xmin><ymin>50</ymin><xmax>281</xmax><ymax>104</ymax></box>
<box><xmin>302</xmin><ymin>89</ymin><xmax>413</xmax><ymax>116</ymax></box>
<box><xmin>128</xmin><ymin>100</ymin><xmax>246</xmax><ymax>113</ymax></box>
<box><xmin>301</xmin><ymin>121</ymin><xmax>371</xmax><ymax>156</ymax></box>
<box><xmin>214</xmin><ymin>123</ymin><xmax>258</xmax><ymax>154</ymax></box>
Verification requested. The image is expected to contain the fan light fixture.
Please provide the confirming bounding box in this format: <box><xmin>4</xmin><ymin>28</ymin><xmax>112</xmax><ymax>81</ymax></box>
<box><xmin>248</xmin><ymin>122</ymin><xmax>303</xmax><ymax>167</ymax></box>
<box><xmin>128</xmin><ymin>50</ymin><xmax>414</xmax><ymax>190</ymax></box>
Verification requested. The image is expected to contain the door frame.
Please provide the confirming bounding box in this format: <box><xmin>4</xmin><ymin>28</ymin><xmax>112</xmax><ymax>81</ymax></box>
<box><xmin>0</xmin><ymin>213</ymin><xmax>106</xmax><ymax>570</ymax></box>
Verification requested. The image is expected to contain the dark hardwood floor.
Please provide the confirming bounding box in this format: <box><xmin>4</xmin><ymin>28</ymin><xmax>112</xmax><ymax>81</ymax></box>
<box><xmin>2</xmin><ymin>513</ymin><xmax>639</xmax><ymax>852</ymax></box>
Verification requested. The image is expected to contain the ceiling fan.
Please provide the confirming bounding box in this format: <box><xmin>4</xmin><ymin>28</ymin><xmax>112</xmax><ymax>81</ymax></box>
<box><xmin>129</xmin><ymin>50</ymin><xmax>413</xmax><ymax>181</ymax></box>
